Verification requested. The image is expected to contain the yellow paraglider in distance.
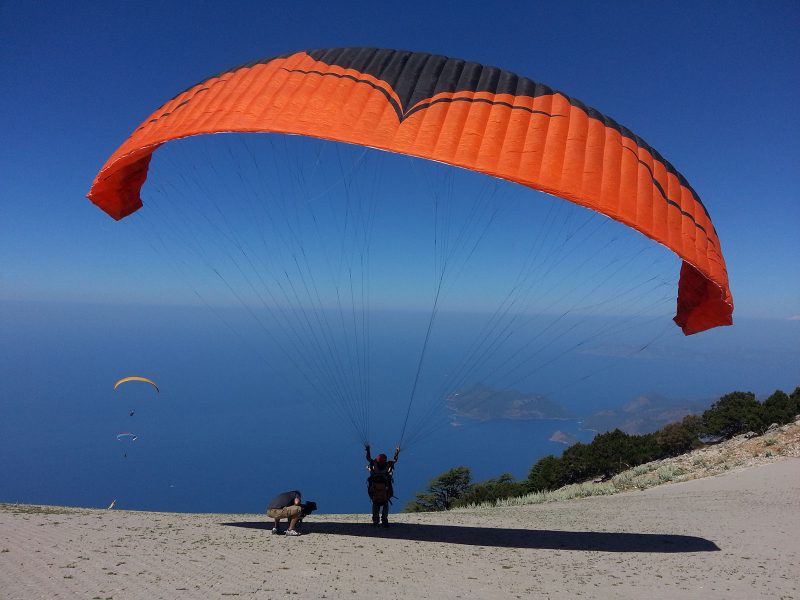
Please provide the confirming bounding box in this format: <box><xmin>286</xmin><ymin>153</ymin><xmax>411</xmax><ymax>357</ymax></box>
<box><xmin>113</xmin><ymin>376</ymin><xmax>159</xmax><ymax>393</ymax></box>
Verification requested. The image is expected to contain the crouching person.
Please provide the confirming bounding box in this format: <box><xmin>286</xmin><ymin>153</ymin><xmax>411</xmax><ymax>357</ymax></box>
<box><xmin>266</xmin><ymin>490</ymin><xmax>317</xmax><ymax>536</ymax></box>
<box><xmin>267</xmin><ymin>490</ymin><xmax>304</xmax><ymax>536</ymax></box>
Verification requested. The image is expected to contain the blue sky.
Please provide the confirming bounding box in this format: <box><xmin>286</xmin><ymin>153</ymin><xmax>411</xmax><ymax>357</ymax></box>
<box><xmin>1</xmin><ymin>1</ymin><xmax>798</xmax><ymax>511</ymax></box>
<box><xmin>2</xmin><ymin>1</ymin><xmax>798</xmax><ymax>317</ymax></box>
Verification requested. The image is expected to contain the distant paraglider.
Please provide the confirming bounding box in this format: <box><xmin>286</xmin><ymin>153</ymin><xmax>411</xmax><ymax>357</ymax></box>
<box><xmin>116</xmin><ymin>432</ymin><xmax>138</xmax><ymax>459</ymax></box>
<box><xmin>108</xmin><ymin>378</ymin><xmax>162</xmax><ymax>505</ymax></box>
<box><xmin>114</xmin><ymin>376</ymin><xmax>159</xmax><ymax>393</ymax></box>
<box><xmin>114</xmin><ymin>376</ymin><xmax>158</xmax><ymax>419</ymax></box>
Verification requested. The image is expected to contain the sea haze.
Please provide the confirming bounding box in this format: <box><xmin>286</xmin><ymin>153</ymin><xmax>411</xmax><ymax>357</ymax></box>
<box><xmin>1</xmin><ymin>300</ymin><xmax>797</xmax><ymax>514</ymax></box>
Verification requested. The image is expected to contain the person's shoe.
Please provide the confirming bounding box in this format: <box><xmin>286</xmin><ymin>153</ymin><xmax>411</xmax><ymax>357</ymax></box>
<box><xmin>285</xmin><ymin>529</ymin><xmax>301</xmax><ymax>536</ymax></box>
<box><xmin>382</xmin><ymin>521</ymin><xmax>390</xmax><ymax>528</ymax></box>
<box><xmin>372</xmin><ymin>521</ymin><xmax>379</xmax><ymax>527</ymax></box>
<box><xmin>271</xmin><ymin>527</ymin><xmax>280</xmax><ymax>535</ymax></box>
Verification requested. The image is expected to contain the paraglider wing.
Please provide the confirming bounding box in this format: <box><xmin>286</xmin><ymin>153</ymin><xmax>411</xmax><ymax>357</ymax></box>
<box><xmin>87</xmin><ymin>47</ymin><xmax>732</xmax><ymax>334</ymax></box>
<box><xmin>114</xmin><ymin>376</ymin><xmax>159</xmax><ymax>393</ymax></box>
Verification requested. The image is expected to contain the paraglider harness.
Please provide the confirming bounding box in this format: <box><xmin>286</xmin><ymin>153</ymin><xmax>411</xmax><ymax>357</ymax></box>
<box><xmin>367</xmin><ymin>462</ymin><xmax>396</xmax><ymax>505</ymax></box>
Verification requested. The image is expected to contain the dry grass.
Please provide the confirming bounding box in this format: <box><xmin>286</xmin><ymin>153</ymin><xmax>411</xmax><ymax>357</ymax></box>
<box><xmin>0</xmin><ymin>504</ymin><xmax>85</xmax><ymax>516</ymax></box>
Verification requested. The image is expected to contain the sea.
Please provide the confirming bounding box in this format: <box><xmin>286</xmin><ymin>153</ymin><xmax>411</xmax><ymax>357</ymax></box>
<box><xmin>1</xmin><ymin>300</ymin><xmax>797</xmax><ymax>514</ymax></box>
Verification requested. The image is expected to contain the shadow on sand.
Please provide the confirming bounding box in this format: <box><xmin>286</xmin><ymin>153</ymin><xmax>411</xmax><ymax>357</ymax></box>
<box><xmin>219</xmin><ymin>520</ymin><xmax>719</xmax><ymax>553</ymax></box>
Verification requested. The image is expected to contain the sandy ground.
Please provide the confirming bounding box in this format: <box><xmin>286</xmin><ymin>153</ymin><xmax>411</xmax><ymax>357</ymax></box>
<box><xmin>1</xmin><ymin>459</ymin><xmax>798</xmax><ymax>600</ymax></box>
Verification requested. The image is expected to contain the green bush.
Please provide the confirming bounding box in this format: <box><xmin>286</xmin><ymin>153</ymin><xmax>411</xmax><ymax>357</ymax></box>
<box><xmin>403</xmin><ymin>466</ymin><xmax>472</xmax><ymax>512</ymax></box>
<box><xmin>655</xmin><ymin>414</ymin><xmax>703</xmax><ymax>456</ymax></box>
<box><xmin>527</xmin><ymin>454</ymin><xmax>566</xmax><ymax>492</ymax></box>
<box><xmin>760</xmin><ymin>390</ymin><xmax>797</xmax><ymax>427</ymax></box>
<box><xmin>453</xmin><ymin>473</ymin><xmax>528</xmax><ymax>507</ymax></box>
<box><xmin>702</xmin><ymin>391</ymin><xmax>764</xmax><ymax>437</ymax></box>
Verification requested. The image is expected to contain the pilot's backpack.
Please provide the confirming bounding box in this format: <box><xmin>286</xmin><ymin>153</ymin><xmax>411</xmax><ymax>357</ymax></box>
<box><xmin>367</xmin><ymin>467</ymin><xmax>393</xmax><ymax>504</ymax></box>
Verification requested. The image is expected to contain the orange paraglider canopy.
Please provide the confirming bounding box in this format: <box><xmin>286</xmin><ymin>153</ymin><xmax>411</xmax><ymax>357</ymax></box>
<box><xmin>87</xmin><ymin>47</ymin><xmax>732</xmax><ymax>335</ymax></box>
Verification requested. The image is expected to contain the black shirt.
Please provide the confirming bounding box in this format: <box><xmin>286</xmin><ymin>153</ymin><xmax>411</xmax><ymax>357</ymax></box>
<box><xmin>268</xmin><ymin>490</ymin><xmax>301</xmax><ymax>510</ymax></box>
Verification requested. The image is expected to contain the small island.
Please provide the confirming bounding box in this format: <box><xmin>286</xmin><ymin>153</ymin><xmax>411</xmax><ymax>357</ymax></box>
<box><xmin>549</xmin><ymin>430</ymin><xmax>579</xmax><ymax>445</ymax></box>
<box><xmin>447</xmin><ymin>383</ymin><xmax>573</xmax><ymax>421</ymax></box>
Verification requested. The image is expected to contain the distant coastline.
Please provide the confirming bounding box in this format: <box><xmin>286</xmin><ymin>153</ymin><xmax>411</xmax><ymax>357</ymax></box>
<box><xmin>580</xmin><ymin>392</ymin><xmax>711</xmax><ymax>435</ymax></box>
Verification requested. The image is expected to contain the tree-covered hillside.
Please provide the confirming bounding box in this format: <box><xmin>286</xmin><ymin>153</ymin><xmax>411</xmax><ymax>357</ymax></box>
<box><xmin>405</xmin><ymin>386</ymin><xmax>799</xmax><ymax>512</ymax></box>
